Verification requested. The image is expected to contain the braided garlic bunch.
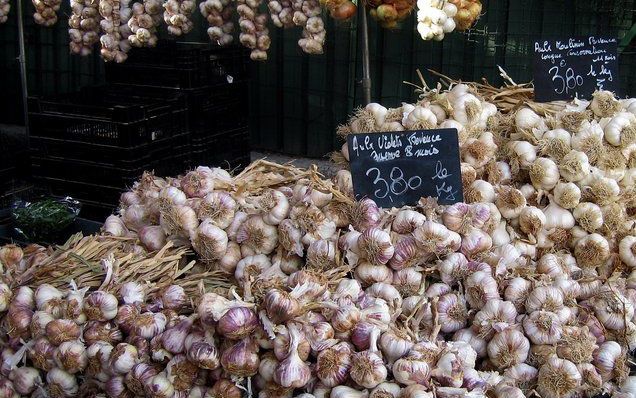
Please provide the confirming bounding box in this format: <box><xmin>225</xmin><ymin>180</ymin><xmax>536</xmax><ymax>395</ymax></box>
<box><xmin>32</xmin><ymin>0</ymin><xmax>61</xmax><ymax>26</ymax></box>
<box><xmin>163</xmin><ymin>0</ymin><xmax>195</xmax><ymax>36</ymax></box>
<box><xmin>200</xmin><ymin>0</ymin><xmax>234</xmax><ymax>46</ymax></box>
<box><xmin>69</xmin><ymin>0</ymin><xmax>100</xmax><ymax>55</ymax></box>
<box><xmin>237</xmin><ymin>0</ymin><xmax>270</xmax><ymax>61</ymax></box>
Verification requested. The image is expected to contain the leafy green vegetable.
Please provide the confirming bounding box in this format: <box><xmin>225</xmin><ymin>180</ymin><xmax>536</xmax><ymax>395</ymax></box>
<box><xmin>12</xmin><ymin>198</ymin><xmax>79</xmax><ymax>242</ymax></box>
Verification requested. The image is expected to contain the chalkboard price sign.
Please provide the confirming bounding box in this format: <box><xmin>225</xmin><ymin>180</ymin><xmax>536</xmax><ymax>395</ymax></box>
<box><xmin>533</xmin><ymin>35</ymin><xmax>619</xmax><ymax>102</ymax></box>
<box><xmin>347</xmin><ymin>129</ymin><xmax>463</xmax><ymax>208</ymax></box>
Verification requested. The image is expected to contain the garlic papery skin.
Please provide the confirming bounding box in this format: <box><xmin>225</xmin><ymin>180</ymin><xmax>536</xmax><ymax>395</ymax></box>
<box><xmin>198</xmin><ymin>191</ymin><xmax>237</xmax><ymax>229</ymax></box>
<box><xmin>487</xmin><ymin>329</ymin><xmax>530</xmax><ymax>368</ymax></box>
<box><xmin>461</xmin><ymin>228</ymin><xmax>493</xmax><ymax>259</ymax></box>
<box><xmin>559</xmin><ymin>150</ymin><xmax>591</xmax><ymax>182</ymax></box>
<box><xmin>392</xmin><ymin>209</ymin><xmax>426</xmax><ymax>234</ymax></box>
<box><xmin>237</xmin><ymin>215</ymin><xmax>279</xmax><ymax>255</ymax></box>
<box><xmin>619</xmin><ymin>235</ymin><xmax>636</xmax><ymax>268</ymax></box>
<box><xmin>34</xmin><ymin>284</ymin><xmax>65</xmax><ymax>314</ymax></box>
<box><xmin>553</xmin><ymin>182</ymin><xmax>581</xmax><ymax>209</ymax></box>
<box><xmin>515</xmin><ymin>107</ymin><xmax>547</xmax><ymax>136</ymax></box>
<box><xmin>261</xmin><ymin>189</ymin><xmax>290</xmax><ymax>225</ymax></box>
<box><xmin>273</xmin><ymin>326</ymin><xmax>311</xmax><ymax>388</ymax></box>
<box><xmin>464</xmin><ymin>270</ymin><xmax>499</xmax><ymax>309</ymax></box>
<box><xmin>392</xmin><ymin>355</ymin><xmax>430</xmax><ymax>386</ymax></box>
<box><xmin>496</xmin><ymin>187</ymin><xmax>526</xmax><ymax>220</ymax></box>
<box><xmin>508</xmin><ymin>140</ymin><xmax>538</xmax><ymax>169</ymax></box>
<box><xmin>119</xmin><ymin>282</ymin><xmax>146</xmax><ymax>305</ymax></box>
<box><xmin>350</xmin><ymin>330</ymin><xmax>387</xmax><ymax>389</ymax></box>
<box><xmin>133</xmin><ymin>311</ymin><xmax>168</xmax><ymax>339</ymax></box>
<box><xmin>518</xmin><ymin>206</ymin><xmax>546</xmax><ymax>236</ymax></box>
<box><xmin>84</xmin><ymin>291</ymin><xmax>119</xmax><ymax>321</ymax></box>
<box><xmin>572</xmin><ymin>202</ymin><xmax>603</xmax><ymax>232</ymax></box>
<box><xmin>160</xmin><ymin>285</ymin><xmax>187</xmax><ymax>311</ymax></box>
<box><xmin>316</xmin><ymin>341</ymin><xmax>352</xmax><ymax>387</ymax></box>
<box><xmin>46</xmin><ymin>319</ymin><xmax>82</xmax><ymax>346</ymax></box>
<box><xmin>529</xmin><ymin>157</ymin><xmax>560</xmax><ymax>190</ymax></box>
<box><xmin>472</xmin><ymin>299</ymin><xmax>517</xmax><ymax>340</ymax></box>
<box><xmin>9</xmin><ymin>367</ymin><xmax>41</xmax><ymax>395</ymax></box>
<box><xmin>54</xmin><ymin>340</ymin><xmax>88</xmax><ymax>374</ymax></box>
<box><xmin>221</xmin><ymin>337</ymin><xmax>260</xmax><ymax>377</ymax></box>
<box><xmin>369</xmin><ymin>382</ymin><xmax>400</xmax><ymax>398</ymax></box>
<box><xmin>465</xmin><ymin>180</ymin><xmax>496</xmax><ymax>203</ymax></box>
<box><xmin>593</xmin><ymin>291</ymin><xmax>635</xmax><ymax>330</ymax></box>
<box><xmin>109</xmin><ymin>343</ymin><xmax>139</xmax><ymax>374</ymax></box>
<box><xmin>522</xmin><ymin>310</ymin><xmax>563</xmax><ymax>345</ymax></box>
<box><xmin>574</xmin><ymin>233</ymin><xmax>610</xmax><ymax>268</ymax></box>
<box><xmin>536</xmin><ymin>357</ymin><xmax>582</xmax><ymax>398</ymax></box>
<box><xmin>379</xmin><ymin>330</ymin><xmax>413</xmax><ymax>365</ymax></box>
<box><xmin>452</xmin><ymin>328</ymin><xmax>487</xmax><ymax>358</ymax></box>
<box><xmin>330</xmin><ymin>386</ymin><xmax>369</xmax><ymax>398</ymax></box>
<box><xmin>46</xmin><ymin>367</ymin><xmax>79</xmax><ymax>397</ymax></box>
<box><xmin>604</xmin><ymin>112</ymin><xmax>636</xmax><ymax>147</ymax></box>
<box><xmin>357</xmin><ymin>227</ymin><xmax>395</xmax><ymax>265</ymax></box>
<box><xmin>192</xmin><ymin>219</ymin><xmax>229</xmax><ymax>262</ymax></box>
<box><xmin>437</xmin><ymin>293</ymin><xmax>468</xmax><ymax>333</ymax></box>
<box><xmin>217</xmin><ymin>306</ymin><xmax>259</xmax><ymax>340</ymax></box>
<box><xmin>145</xmin><ymin>373</ymin><xmax>175</xmax><ymax>398</ymax></box>
<box><xmin>543</xmin><ymin>198</ymin><xmax>576</xmax><ymax>230</ymax></box>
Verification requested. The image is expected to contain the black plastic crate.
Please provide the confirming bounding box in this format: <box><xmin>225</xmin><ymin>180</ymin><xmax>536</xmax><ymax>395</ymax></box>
<box><xmin>32</xmin><ymin>145</ymin><xmax>190</xmax><ymax>189</ymax></box>
<box><xmin>28</xmin><ymin>86</ymin><xmax>188</xmax><ymax>147</ymax></box>
<box><xmin>186</xmin><ymin>82</ymin><xmax>249</xmax><ymax>139</ymax></box>
<box><xmin>36</xmin><ymin>177</ymin><xmax>125</xmax><ymax>205</ymax></box>
<box><xmin>105</xmin><ymin>41</ymin><xmax>250</xmax><ymax>89</ymax></box>
<box><xmin>191</xmin><ymin>127</ymin><xmax>249</xmax><ymax>167</ymax></box>
<box><xmin>31</xmin><ymin>131</ymin><xmax>191</xmax><ymax>169</ymax></box>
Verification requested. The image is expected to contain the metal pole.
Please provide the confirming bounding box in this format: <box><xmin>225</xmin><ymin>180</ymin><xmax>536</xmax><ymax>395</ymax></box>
<box><xmin>359</xmin><ymin>0</ymin><xmax>371</xmax><ymax>105</ymax></box>
<box><xmin>17</xmin><ymin>0</ymin><xmax>30</xmax><ymax>136</ymax></box>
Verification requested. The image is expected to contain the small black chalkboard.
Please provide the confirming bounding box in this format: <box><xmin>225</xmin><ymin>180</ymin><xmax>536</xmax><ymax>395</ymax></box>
<box><xmin>533</xmin><ymin>35</ymin><xmax>619</xmax><ymax>102</ymax></box>
<box><xmin>347</xmin><ymin>129</ymin><xmax>463</xmax><ymax>208</ymax></box>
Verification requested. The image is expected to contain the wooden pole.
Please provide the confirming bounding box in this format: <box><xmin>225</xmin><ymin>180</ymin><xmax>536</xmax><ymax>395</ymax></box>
<box><xmin>359</xmin><ymin>0</ymin><xmax>371</xmax><ymax>105</ymax></box>
<box><xmin>17</xmin><ymin>0</ymin><xmax>30</xmax><ymax>136</ymax></box>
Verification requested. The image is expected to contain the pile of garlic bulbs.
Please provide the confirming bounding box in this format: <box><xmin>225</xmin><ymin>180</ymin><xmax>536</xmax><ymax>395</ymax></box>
<box><xmin>4</xmin><ymin>84</ymin><xmax>636</xmax><ymax>397</ymax></box>
<box><xmin>415</xmin><ymin>0</ymin><xmax>456</xmax><ymax>41</ymax></box>
<box><xmin>99</xmin><ymin>0</ymin><xmax>130</xmax><ymax>63</ymax></box>
<box><xmin>32</xmin><ymin>0</ymin><xmax>61</xmax><ymax>26</ymax></box>
<box><xmin>68</xmin><ymin>0</ymin><xmax>100</xmax><ymax>56</ymax></box>
<box><xmin>163</xmin><ymin>0</ymin><xmax>195</xmax><ymax>35</ymax></box>
<box><xmin>127</xmin><ymin>0</ymin><xmax>160</xmax><ymax>47</ymax></box>
<box><xmin>200</xmin><ymin>0</ymin><xmax>235</xmax><ymax>46</ymax></box>
<box><xmin>0</xmin><ymin>0</ymin><xmax>8</xmax><ymax>23</ymax></box>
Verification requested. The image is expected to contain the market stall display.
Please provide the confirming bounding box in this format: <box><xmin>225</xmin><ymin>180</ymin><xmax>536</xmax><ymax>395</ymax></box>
<box><xmin>2</xmin><ymin>80</ymin><xmax>636</xmax><ymax>396</ymax></box>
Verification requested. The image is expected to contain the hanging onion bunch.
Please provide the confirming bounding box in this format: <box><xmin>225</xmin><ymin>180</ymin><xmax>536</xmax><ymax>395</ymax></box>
<box><xmin>237</xmin><ymin>0</ymin><xmax>270</xmax><ymax>60</ymax></box>
<box><xmin>163</xmin><ymin>0</ymin><xmax>195</xmax><ymax>35</ymax></box>
<box><xmin>367</xmin><ymin>0</ymin><xmax>415</xmax><ymax>29</ymax></box>
<box><xmin>321</xmin><ymin>0</ymin><xmax>356</xmax><ymax>22</ymax></box>
<box><xmin>32</xmin><ymin>0</ymin><xmax>61</xmax><ymax>26</ymax></box>
<box><xmin>416</xmin><ymin>0</ymin><xmax>456</xmax><ymax>41</ymax></box>
<box><xmin>200</xmin><ymin>0</ymin><xmax>234</xmax><ymax>45</ymax></box>
<box><xmin>68</xmin><ymin>0</ymin><xmax>100</xmax><ymax>55</ymax></box>
<box><xmin>448</xmin><ymin>0</ymin><xmax>481</xmax><ymax>31</ymax></box>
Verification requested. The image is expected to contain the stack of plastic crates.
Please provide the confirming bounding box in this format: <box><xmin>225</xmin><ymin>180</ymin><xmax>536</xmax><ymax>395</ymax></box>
<box><xmin>105</xmin><ymin>40</ymin><xmax>251</xmax><ymax>171</ymax></box>
<box><xmin>28</xmin><ymin>85</ymin><xmax>190</xmax><ymax>220</ymax></box>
